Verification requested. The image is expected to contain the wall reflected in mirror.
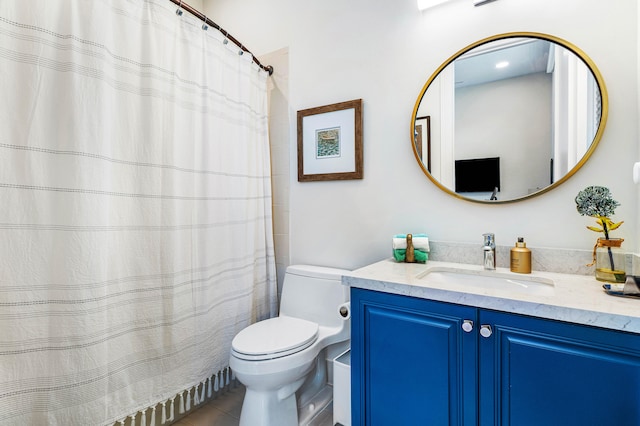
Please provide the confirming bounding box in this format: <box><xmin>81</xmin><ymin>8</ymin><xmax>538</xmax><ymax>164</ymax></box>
<box><xmin>412</xmin><ymin>33</ymin><xmax>607</xmax><ymax>203</ymax></box>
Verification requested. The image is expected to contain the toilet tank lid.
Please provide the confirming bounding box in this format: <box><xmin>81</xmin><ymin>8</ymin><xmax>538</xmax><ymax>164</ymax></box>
<box><xmin>286</xmin><ymin>265</ymin><xmax>351</xmax><ymax>280</ymax></box>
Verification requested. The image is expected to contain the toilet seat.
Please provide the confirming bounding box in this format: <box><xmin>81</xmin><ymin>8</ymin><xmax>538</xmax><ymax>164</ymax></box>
<box><xmin>231</xmin><ymin>316</ymin><xmax>319</xmax><ymax>361</ymax></box>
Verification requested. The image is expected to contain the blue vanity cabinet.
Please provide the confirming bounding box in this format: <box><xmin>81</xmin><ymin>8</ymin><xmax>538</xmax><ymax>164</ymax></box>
<box><xmin>479</xmin><ymin>309</ymin><xmax>640</xmax><ymax>425</ymax></box>
<box><xmin>351</xmin><ymin>288</ymin><xmax>479</xmax><ymax>426</ymax></box>
<box><xmin>352</xmin><ymin>287</ymin><xmax>640</xmax><ymax>426</ymax></box>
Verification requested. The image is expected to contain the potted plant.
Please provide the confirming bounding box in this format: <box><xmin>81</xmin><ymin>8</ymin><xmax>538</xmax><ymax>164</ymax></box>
<box><xmin>575</xmin><ymin>186</ymin><xmax>625</xmax><ymax>283</ymax></box>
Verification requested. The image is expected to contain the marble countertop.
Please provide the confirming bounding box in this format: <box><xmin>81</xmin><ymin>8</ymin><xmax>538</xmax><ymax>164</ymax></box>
<box><xmin>342</xmin><ymin>259</ymin><xmax>640</xmax><ymax>334</ymax></box>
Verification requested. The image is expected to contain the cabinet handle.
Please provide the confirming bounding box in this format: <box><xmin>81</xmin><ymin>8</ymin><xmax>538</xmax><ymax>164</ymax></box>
<box><xmin>480</xmin><ymin>324</ymin><xmax>493</xmax><ymax>338</ymax></box>
<box><xmin>461</xmin><ymin>319</ymin><xmax>474</xmax><ymax>333</ymax></box>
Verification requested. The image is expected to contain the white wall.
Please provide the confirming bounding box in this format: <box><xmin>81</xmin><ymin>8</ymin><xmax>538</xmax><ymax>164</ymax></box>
<box><xmin>187</xmin><ymin>0</ymin><xmax>203</xmax><ymax>12</ymax></box>
<box><xmin>456</xmin><ymin>72</ymin><xmax>552</xmax><ymax>200</ymax></box>
<box><xmin>261</xmin><ymin>47</ymin><xmax>290</xmax><ymax>296</ymax></box>
<box><xmin>638</xmin><ymin>3</ymin><xmax>640</xmax><ymax>257</ymax></box>
<box><xmin>204</xmin><ymin>0</ymin><xmax>639</xmax><ymax>271</ymax></box>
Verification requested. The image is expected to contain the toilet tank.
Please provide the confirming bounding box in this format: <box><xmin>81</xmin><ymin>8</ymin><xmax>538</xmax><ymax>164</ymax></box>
<box><xmin>280</xmin><ymin>265</ymin><xmax>350</xmax><ymax>328</ymax></box>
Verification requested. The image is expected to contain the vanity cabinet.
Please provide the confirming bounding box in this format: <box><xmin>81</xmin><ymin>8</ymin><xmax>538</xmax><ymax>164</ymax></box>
<box><xmin>351</xmin><ymin>287</ymin><xmax>640</xmax><ymax>426</ymax></box>
<box><xmin>350</xmin><ymin>287</ymin><xmax>478</xmax><ymax>425</ymax></box>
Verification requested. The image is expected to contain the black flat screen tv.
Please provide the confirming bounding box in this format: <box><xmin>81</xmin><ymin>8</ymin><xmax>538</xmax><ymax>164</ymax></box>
<box><xmin>454</xmin><ymin>157</ymin><xmax>500</xmax><ymax>193</ymax></box>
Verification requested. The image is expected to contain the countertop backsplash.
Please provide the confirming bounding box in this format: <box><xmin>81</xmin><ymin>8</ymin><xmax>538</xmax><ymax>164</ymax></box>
<box><xmin>428</xmin><ymin>241</ymin><xmax>636</xmax><ymax>276</ymax></box>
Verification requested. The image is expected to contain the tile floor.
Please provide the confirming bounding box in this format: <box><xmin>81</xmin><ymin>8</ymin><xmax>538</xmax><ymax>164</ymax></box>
<box><xmin>170</xmin><ymin>384</ymin><xmax>334</xmax><ymax>426</ymax></box>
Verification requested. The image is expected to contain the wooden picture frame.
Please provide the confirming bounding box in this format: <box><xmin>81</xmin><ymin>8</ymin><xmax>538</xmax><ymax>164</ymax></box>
<box><xmin>297</xmin><ymin>99</ymin><xmax>363</xmax><ymax>182</ymax></box>
<box><xmin>415</xmin><ymin>115</ymin><xmax>431</xmax><ymax>172</ymax></box>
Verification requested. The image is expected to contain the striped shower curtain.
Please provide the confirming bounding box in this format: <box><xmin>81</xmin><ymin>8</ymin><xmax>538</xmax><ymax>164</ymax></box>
<box><xmin>0</xmin><ymin>1</ymin><xmax>277</xmax><ymax>424</ymax></box>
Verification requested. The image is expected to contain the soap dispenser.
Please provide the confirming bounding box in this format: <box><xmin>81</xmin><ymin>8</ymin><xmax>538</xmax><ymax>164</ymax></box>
<box><xmin>510</xmin><ymin>237</ymin><xmax>531</xmax><ymax>274</ymax></box>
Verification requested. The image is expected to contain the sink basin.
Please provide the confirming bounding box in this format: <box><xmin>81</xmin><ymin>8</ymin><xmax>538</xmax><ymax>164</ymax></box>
<box><xmin>417</xmin><ymin>266</ymin><xmax>555</xmax><ymax>296</ymax></box>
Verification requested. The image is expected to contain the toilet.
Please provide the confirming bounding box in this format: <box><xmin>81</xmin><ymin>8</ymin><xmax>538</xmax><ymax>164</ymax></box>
<box><xmin>229</xmin><ymin>265</ymin><xmax>351</xmax><ymax>426</ymax></box>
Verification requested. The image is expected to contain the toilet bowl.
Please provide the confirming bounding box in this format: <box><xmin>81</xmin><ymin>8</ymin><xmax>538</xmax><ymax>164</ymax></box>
<box><xmin>230</xmin><ymin>265</ymin><xmax>350</xmax><ymax>426</ymax></box>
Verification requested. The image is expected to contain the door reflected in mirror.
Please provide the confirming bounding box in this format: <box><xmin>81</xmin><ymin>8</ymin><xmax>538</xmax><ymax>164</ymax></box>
<box><xmin>412</xmin><ymin>32</ymin><xmax>607</xmax><ymax>203</ymax></box>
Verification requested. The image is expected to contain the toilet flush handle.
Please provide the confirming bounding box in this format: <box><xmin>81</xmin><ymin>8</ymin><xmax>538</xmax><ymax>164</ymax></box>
<box><xmin>338</xmin><ymin>302</ymin><xmax>350</xmax><ymax>320</ymax></box>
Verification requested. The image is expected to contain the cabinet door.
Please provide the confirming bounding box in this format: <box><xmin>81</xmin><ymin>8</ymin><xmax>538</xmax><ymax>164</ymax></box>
<box><xmin>351</xmin><ymin>288</ymin><xmax>477</xmax><ymax>426</ymax></box>
<box><xmin>479</xmin><ymin>310</ymin><xmax>640</xmax><ymax>426</ymax></box>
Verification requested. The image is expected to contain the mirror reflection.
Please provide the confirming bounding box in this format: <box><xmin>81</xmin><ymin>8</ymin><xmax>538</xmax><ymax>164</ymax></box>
<box><xmin>413</xmin><ymin>33</ymin><xmax>607</xmax><ymax>203</ymax></box>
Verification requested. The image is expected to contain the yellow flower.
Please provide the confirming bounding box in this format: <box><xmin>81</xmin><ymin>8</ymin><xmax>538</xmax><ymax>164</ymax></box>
<box><xmin>586</xmin><ymin>216</ymin><xmax>624</xmax><ymax>234</ymax></box>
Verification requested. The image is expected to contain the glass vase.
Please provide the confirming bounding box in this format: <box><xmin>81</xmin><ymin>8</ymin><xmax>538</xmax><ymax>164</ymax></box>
<box><xmin>592</xmin><ymin>238</ymin><xmax>626</xmax><ymax>283</ymax></box>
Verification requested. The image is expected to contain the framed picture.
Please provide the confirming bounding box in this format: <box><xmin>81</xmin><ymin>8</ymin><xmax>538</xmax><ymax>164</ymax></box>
<box><xmin>415</xmin><ymin>115</ymin><xmax>431</xmax><ymax>172</ymax></box>
<box><xmin>297</xmin><ymin>99</ymin><xmax>363</xmax><ymax>182</ymax></box>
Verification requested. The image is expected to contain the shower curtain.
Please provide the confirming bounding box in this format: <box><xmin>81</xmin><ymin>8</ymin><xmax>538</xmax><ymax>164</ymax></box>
<box><xmin>0</xmin><ymin>1</ymin><xmax>277</xmax><ymax>424</ymax></box>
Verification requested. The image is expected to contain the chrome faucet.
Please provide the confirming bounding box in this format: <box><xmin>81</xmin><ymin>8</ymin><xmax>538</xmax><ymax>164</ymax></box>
<box><xmin>482</xmin><ymin>233</ymin><xmax>496</xmax><ymax>270</ymax></box>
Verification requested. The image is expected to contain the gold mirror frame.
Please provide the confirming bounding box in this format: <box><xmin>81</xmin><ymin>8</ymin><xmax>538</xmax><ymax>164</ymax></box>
<box><xmin>411</xmin><ymin>32</ymin><xmax>609</xmax><ymax>204</ymax></box>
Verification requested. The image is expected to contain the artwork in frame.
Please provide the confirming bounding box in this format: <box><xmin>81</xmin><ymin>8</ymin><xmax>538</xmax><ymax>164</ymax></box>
<box><xmin>415</xmin><ymin>115</ymin><xmax>431</xmax><ymax>172</ymax></box>
<box><xmin>297</xmin><ymin>99</ymin><xmax>363</xmax><ymax>182</ymax></box>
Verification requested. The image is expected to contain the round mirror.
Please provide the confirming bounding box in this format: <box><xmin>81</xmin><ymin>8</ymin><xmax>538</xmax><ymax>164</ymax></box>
<box><xmin>412</xmin><ymin>32</ymin><xmax>608</xmax><ymax>203</ymax></box>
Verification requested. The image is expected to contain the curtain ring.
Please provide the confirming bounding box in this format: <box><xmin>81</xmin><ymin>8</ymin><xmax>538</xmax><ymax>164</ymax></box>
<box><xmin>202</xmin><ymin>16</ymin><xmax>208</xmax><ymax>31</ymax></box>
<box><xmin>222</xmin><ymin>30</ymin><xmax>229</xmax><ymax>44</ymax></box>
<box><xmin>176</xmin><ymin>0</ymin><xmax>183</xmax><ymax>16</ymax></box>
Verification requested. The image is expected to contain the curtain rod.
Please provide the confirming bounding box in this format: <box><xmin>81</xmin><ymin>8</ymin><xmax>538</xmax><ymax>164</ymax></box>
<box><xmin>169</xmin><ymin>0</ymin><xmax>274</xmax><ymax>76</ymax></box>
